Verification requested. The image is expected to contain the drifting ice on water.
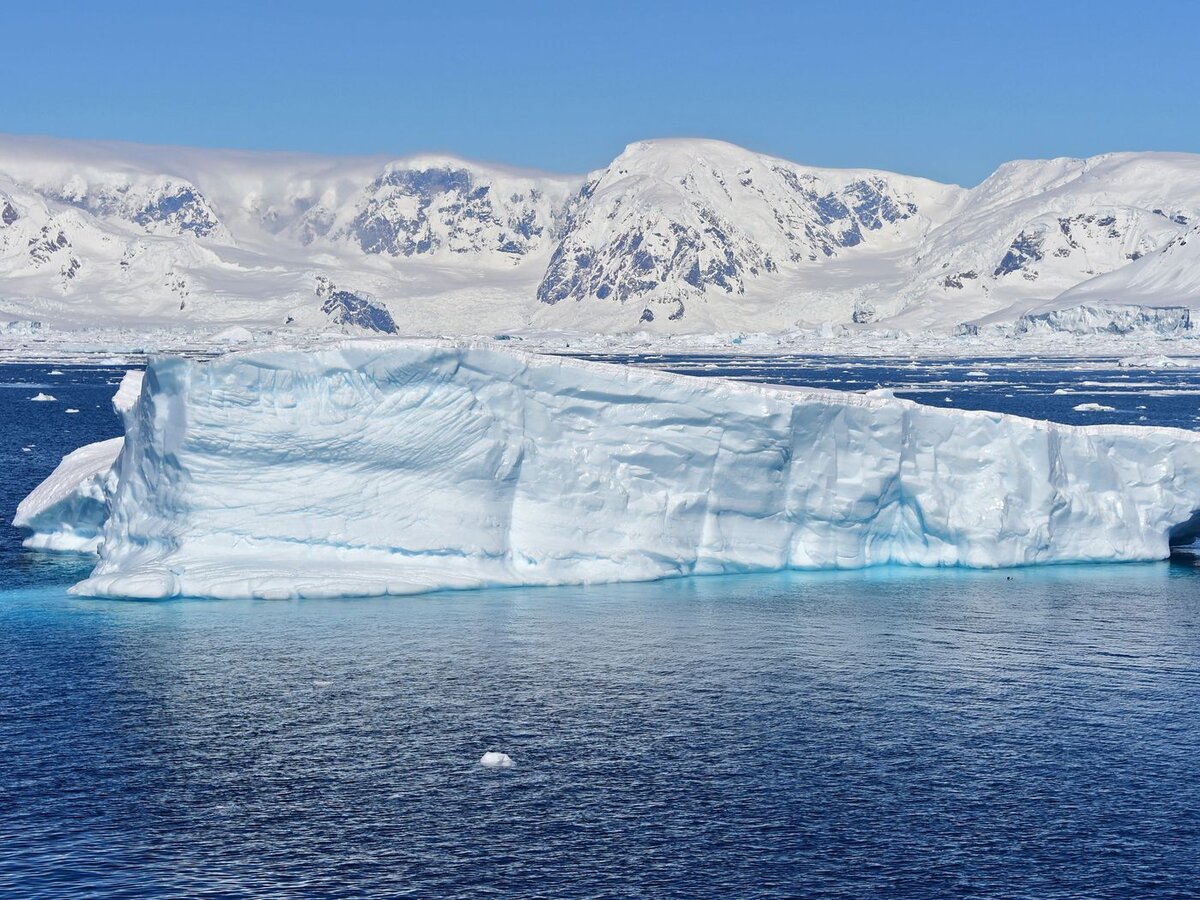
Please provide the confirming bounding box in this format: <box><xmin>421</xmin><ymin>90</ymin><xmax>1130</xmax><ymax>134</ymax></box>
<box><xmin>14</xmin><ymin>341</ymin><xmax>1200</xmax><ymax>599</ymax></box>
<box><xmin>13</xmin><ymin>370</ymin><xmax>142</xmax><ymax>552</ymax></box>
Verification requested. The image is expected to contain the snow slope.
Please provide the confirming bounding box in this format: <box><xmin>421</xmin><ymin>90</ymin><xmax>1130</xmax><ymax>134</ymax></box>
<box><xmin>1012</xmin><ymin>222</ymin><xmax>1200</xmax><ymax>334</ymax></box>
<box><xmin>2</xmin><ymin>134</ymin><xmax>1199</xmax><ymax>337</ymax></box>
<box><xmin>68</xmin><ymin>341</ymin><xmax>1200</xmax><ymax>600</ymax></box>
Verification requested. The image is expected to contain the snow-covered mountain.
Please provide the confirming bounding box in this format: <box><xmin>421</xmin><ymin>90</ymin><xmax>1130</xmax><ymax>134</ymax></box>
<box><xmin>1</xmin><ymin>133</ymin><xmax>1199</xmax><ymax>337</ymax></box>
<box><xmin>534</xmin><ymin>139</ymin><xmax>962</xmax><ymax>328</ymax></box>
<box><xmin>907</xmin><ymin>153</ymin><xmax>1200</xmax><ymax>332</ymax></box>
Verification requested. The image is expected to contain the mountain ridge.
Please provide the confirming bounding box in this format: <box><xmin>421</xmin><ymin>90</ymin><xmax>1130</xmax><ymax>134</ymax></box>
<box><xmin>1</xmin><ymin>133</ymin><xmax>1198</xmax><ymax>336</ymax></box>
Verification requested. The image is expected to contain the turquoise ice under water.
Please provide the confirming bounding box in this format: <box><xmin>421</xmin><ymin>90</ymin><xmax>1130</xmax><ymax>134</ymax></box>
<box><xmin>2</xmin><ymin>359</ymin><xmax>1200</xmax><ymax>897</ymax></box>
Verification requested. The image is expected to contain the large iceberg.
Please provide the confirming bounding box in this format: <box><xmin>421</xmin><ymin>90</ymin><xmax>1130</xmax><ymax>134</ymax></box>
<box><xmin>21</xmin><ymin>340</ymin><xmax>1200</xmax><ymax>599</ymax></box>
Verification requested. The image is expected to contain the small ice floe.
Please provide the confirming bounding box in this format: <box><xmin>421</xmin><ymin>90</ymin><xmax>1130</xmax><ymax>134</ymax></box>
<box><xmin>30</xmin><ymin>393</ymin><xmax>56</xmax><ymax>402</ymax></box>
<box><xmin>944</xmin><ymin>396</ymin><xmax>953</xmax><ymax>403</ymax></box>
<box><xmin>48</xmin><ymin>369</ymin><xmax>64</xmax><ymax>375</ymax></box>
<box><xmin>479</xmin><ymin>751</ymin><xmax>514</xmax><ymax>769</ymax></box>
<box><xmin>65</xmin><ymin>408</ymin><xmax>80</xmax><ymax>414</ymax></box>
<box><xmin>966</xmin><ymin>370</ymin><xmax>988</xmax><ymax>377</ymax></box>
<box><xmin>1074</xmin><ymin>402</ymin><xmax>1116</xmax><ymax>412</ymax></box>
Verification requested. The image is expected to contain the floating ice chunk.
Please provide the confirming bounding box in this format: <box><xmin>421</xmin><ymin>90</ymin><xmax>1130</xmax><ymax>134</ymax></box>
<box><xmin>966</xmin><ymin>370</ymin><xmax>988</xmax><ymax>377</ymax></box>
<box><xmin>13</xmin><ymin>437</ymin><xmax>124</xmax><ymax>552</ymax></box>
<box><xmin>48</xmin><ymin>369</ymin><xmax>64</xmax><ymax>375</ymax></box>
<box><xmin>1074</xmin><ymin>402</ymin><xmax>1116</xmax><ymax>412</ymax></box>
<box><xmin>13</xmin><ymin>370</ymin><xmax>144</xmax><ymax>554</ymax></box>
<box><xmin>66</xmin><ymin>408</ymin><xmax>79</xmax><ymax>414</ymax></box>
<box><xmin>480</xmin><ymin>751</ymin><xmax>514</xmax><ymax>769</ymax></box>
<box><xmin>30</xmin><ymin>393</ymin><xmax>56</xmax><ymax>402</ymax></box>
<box><xmin>1118</xmin><ymin>355</ymin><xmax>1187</xmax><ymax>369</ymax></box>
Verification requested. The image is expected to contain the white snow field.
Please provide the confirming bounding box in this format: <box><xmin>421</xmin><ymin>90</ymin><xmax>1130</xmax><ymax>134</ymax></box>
<box><xmin>479</xmin><ymin>752</ymin><xmax>515</xmax><ymax>769</ymax></box>
<box><xmin>38</xmin><ymin>340</ymin><xmax>1200</xmax><ymax>601</ymax></box>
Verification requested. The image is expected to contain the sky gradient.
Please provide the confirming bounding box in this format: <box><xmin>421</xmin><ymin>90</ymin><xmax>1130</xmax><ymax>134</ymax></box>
<box><xmin>4</xmin><ymin>0</ymin><xmax>1198</xmax><ymax>185</ymax></box>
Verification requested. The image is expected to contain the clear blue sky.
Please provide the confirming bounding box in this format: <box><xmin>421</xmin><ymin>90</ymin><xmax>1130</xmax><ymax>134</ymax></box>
<box><xmin>4</xmin><ymin>0</ymin><xmax>1198</xmax><ymax>185</ymax></box>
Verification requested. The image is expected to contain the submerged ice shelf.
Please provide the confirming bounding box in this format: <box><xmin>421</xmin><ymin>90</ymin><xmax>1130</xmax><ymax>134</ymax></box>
<box><xmin>16</xmin><ymin>341</ymin><xmax>1200</xmax><ymax>599</ymax></box>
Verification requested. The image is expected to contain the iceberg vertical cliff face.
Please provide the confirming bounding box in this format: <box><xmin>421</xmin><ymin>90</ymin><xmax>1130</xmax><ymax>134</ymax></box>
<box><xmin>70</xmin><ymin>342</ymin><xmax>1200</xmax><ymax>599</ymax></box>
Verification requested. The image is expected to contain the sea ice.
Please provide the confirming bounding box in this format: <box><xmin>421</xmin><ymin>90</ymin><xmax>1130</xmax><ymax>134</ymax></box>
<box><xmin>1074</xmin><ymin>403</ymin><xmax>1117</xmax><ymax>412</ymax></box>
<box><xmin>30</xmin><ymin>393</ymin><xmax>55</xmax><ymax>402</ymax></box>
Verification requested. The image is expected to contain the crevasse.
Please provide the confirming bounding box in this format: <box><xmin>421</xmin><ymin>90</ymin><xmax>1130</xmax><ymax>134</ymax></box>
<box><xmin>34</xmin><ymin>340</ymin><xmax>1200</xmax><ymax>599</ymax></box>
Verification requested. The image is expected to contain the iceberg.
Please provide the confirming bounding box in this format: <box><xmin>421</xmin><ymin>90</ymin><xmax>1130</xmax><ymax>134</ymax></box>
<box><xmin>14</xmin><ymin>437</ymin><xmax>124</xmax><ymax>552</ymax></box>
<box><xmin>13</xmin><ymin>370</ymin><xmax>142</xmax><ymax>552</ymax></box>
<box><xmin>20</xmin><ymin>340</ymin><xmax>1200</xmax><ymax>600</ymax></box>
<box><xmin>479</xmin><ymin>752</ymin><xmax>515</xmax><ymax>769</ymax></box>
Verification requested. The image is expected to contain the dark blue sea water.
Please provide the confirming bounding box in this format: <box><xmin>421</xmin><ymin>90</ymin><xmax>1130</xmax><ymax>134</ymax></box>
<box><xmin>3</xmin><ymin>359</ymin><xmax>1200</xmax><ymax>898</ymax></box>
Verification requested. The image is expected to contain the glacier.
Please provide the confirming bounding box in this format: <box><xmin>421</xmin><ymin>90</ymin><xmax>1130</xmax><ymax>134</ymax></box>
<box><xmin>21</xmin><ymin>340</ymin><xmax>1197</xmax><ymax>601</ymax></box>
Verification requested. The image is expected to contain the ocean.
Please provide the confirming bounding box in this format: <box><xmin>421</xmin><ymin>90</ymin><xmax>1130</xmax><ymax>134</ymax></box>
<box><xmin>2</xmin><ymin>358</ymin><xmax>1199</xmax><ymax>897</ymax></box>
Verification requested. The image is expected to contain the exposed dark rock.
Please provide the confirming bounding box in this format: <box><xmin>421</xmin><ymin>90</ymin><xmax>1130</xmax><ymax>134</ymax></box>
<box><xmin>316</xmin><ymin>276</ymin><xmax>397</xmax><ymax>333</ymax></box>
<box><xmin>852</xmin><ymin>301</ymin><xmax>877</xmax><ymax>323</ymax></box>
<box><xmin>942</xmin><ymin>270</ymin><xmax>977</xmax><ymax>290</ymax></box>
<box><xmin>350</xmin><ymin>166</ymin><xmax>546</xmax><ymax>258</ymax></box>
<box><xmin>28</xmin><ymin>227</ymin><xmax>70</xmax><ymax>264</ymax></box>
<box><xmin>994</xmin><ymin>231</ymin><xmax>1044</xmax><ymax>277</ymax></box>
<box><xmin>131</xmin><ymin>186</ymin><xmax>221</xmax><ymax>237</ymax></box>
<box><xmin>53</xmin><ymin>182</ymin><xmax>223</xmax><ymax>238</ymax></box>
